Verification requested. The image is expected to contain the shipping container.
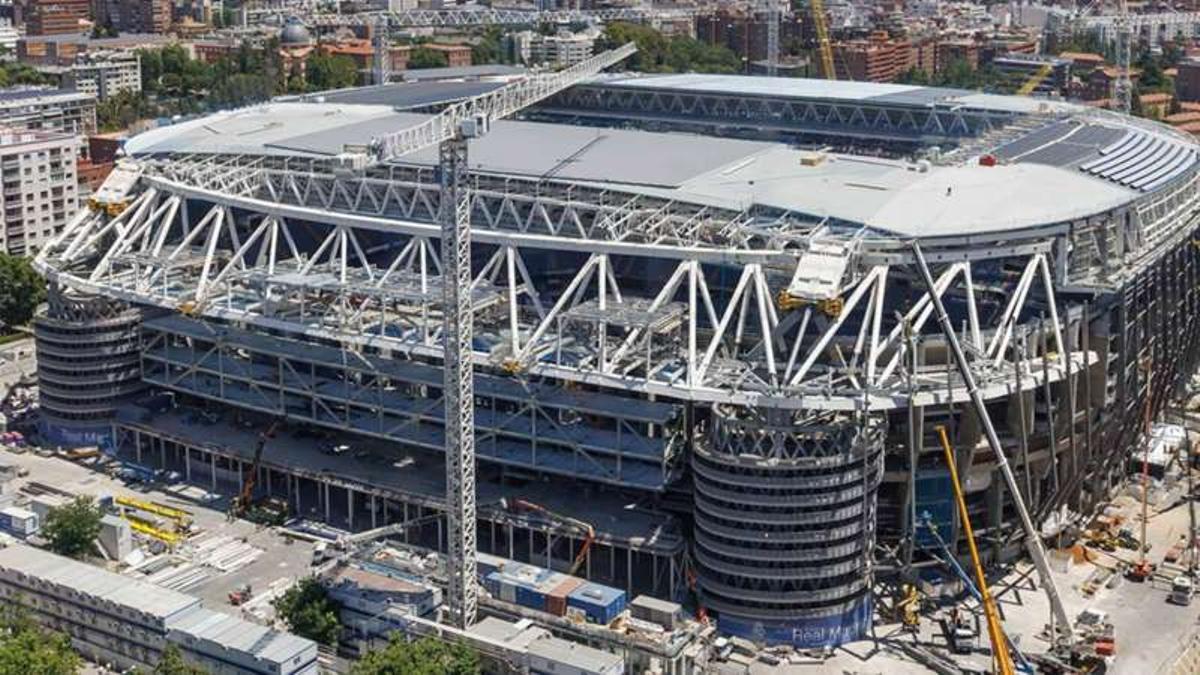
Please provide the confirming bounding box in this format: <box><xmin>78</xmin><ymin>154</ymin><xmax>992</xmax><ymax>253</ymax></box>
<box><xmin>546</xmin><ymin>577</ymin><xmax>584</xmax><ymax>616</ymax></box>
<box><xmin>477</xmin><ymin>552</ymin><xmax>507</xmax><ymax>579</ymax></box>
<box><xmin>567</xmin><ymin>583</ymin><xmax>627</xmax><ymax>625</ymax></box>
<box><xmin>0</xmin><ymin>506</ymin><xmax>38</xmax><ymax>536</ymax></box>
<box><xmin>515</xmin><ymin>582</ymin><xmax>546</xmax><ymax>611</ymax></box>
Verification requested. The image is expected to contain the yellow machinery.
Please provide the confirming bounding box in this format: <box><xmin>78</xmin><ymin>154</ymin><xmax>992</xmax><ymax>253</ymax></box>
<box><xmin>115</xmin><ymin>495</ymin><xmax>192</xmax><ymax>529</ymax></box>
<box><xmin>1016</xmin><ymin>62</ymin><xmax>1054</xmax><ymax>97</ymax></box>
<box><xmin>896</xmin><ymin>583</ymin><xmax>921</xmax><ymax>628</ymax></box>
<box><xmin>811</xmin><ymin>0</ymin><xmax>835</xmax><ymax>80</ymax></box>
<box><xmin>936</xmin><ymin>425</ymin><xmax>1016</xmax><ymax>675</ymax></box>
<box><xmin>776</xmin><ymin>291</ymin><xmax>844</xmax><ymax>317</ymax></box>
<box><xmin>123</xmin><ymin>514</ymin><xmax>182</xmax><ymax>547</ymax></box>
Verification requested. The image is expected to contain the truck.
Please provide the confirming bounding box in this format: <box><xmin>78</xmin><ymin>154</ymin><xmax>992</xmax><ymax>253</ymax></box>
<box><xmin>1171</xmin><ymin>576</ymin><xmax>1194</xmax><ymax>606</ymax></box>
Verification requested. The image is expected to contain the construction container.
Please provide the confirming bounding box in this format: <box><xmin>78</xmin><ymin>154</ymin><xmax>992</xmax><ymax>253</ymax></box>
<box><xmin>515</xmin><ymin>582</ymin><xmax>546</xmax><ymax>611</ymax></box>
<box><xmin>567</xmin><ymin>583</ymin><xmax>626</xmax><ymax>625</ymax></box>
<box><xmin>477</xmin><ymin>552</ymin><xmax>507</xmax><ymax>579</ymax></box>
<box><xmin>28</xmin><ymin>495</ymin><xmax>66</xmax><ymax>522</ymax></box>
<box><xmin>546</xmin><ymin>577</ymin><xmax>584</xmax><ymax>617</ymax></box>
<box><xmin>0</xmin><ymin>506</ymin><xmax>38</xmax><ymax>536</ymax></box>
<box><xmin>486</xmin><ymin>571</ymin><xmax>518</xmax><ymax>603</ymax></box>
<box><xmin>630</xmin><ymin>595</ymin><xmax>682</xmax><ymax>630</ymax></box>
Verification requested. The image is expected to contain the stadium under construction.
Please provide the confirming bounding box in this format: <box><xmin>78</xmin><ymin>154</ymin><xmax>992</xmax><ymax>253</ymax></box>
<box><xmin>30</xmin><ymin>70</ymin><xmax>1200</xmax><ymax>650</ymax></box>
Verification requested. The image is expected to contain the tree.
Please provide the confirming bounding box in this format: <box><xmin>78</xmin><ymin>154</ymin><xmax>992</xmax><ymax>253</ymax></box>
<box><xmin>273</xmin><ymin>577</ymin><xmax>341</xmax><ymax>646</ymax></box>
<box><xmin>154</xmin><ymin>644</ymin><xmax>206</xmax><ymax>675</ymax></box>
<box><xmin>408</xmin><ymin>47</ymin><xmax>449</xmax><ymax>69</ymax></box>
<box><xmin>41</xmin><ymin>496</ymin><xmax>103</xmax><ymax>559</ymax></box>
<box><xmin>350</xmin><ymin>636</ymin><xmax>479</xmax><ymax>675</ymax></box>
<box><xmin>471</xmin><ymin>26</ymin><xmax>507</xmax><ymax>65</ymax></box>
<box><xmin>0</xmin><ymin>254</ymin><xmax>45</xmax><ymax>330</ymax></box>
<box><xmin>0</xmin><ymin>606</ymin><xmax>79</xmax><ymax>675</ymax></box>
<box><xmin>598</xmin><ymin>22</ymin><xmax>739</xmax><ymax>74</ymax></box>
<box><xmin>306</xmin><ymin>53</ymin><xmax>359</xmax><ymax>91</ymax></box>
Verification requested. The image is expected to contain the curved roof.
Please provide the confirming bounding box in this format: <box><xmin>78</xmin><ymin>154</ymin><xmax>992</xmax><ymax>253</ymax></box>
<box><xmin>123</xmin><ymin>76</ymin><xmax>1200</xmax><ymax>240</ymax></box>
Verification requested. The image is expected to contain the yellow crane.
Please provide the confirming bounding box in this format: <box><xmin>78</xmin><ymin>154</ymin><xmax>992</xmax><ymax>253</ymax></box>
<box><xmin>936</xmin><ymin>425</ymin><xmax>1016</xmax><ymax>675</ymax></box>
<box><xmin>1016</xmin><ymin>62</ymin><xmax>1054</xmax><ymax>97</ymax></box>
<box><xmin>810</xmin><ymin>0</ymin><xmax>836</xmax><ymax>79</ymax></box>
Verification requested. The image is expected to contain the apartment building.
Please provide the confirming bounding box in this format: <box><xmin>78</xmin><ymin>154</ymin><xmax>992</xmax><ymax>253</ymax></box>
<box><xmin>833</xmin><ymin>32</ymin><xmax>917</xmax><ymax>82</ymax></box>
<box><xmin>18</xmin><ymin>32</ymin><xmax>173</xmax><ymax>66</ymax></box>
<box><xmin>508</xmin><ymin>29</ymin><xmax>597</xmax><ymax>67</ymax></box>
<box><xmin>0</xmin><ymin>87</ymin><xmax>97</xmax><ymax>134</ymax></box>
<box><xmin>25</xmin><ymin>0</ymin><xmax>90</xmax><ymax>35</ymax></box>
<box><xmin>991</xmin><ymin>54</ymin><xmax>1071</xmax><ymax>96</ymax></box>
<box><xmin>0</xmin><ymin>545</ymin><xmax>318</xmax><ymax>674</ymax></box>
<box><xmin>61</xmin><ymin>52</ymin><xmax>141</xmax><ymax>101</ymax></box>
<box><xmin>0</xmin><ymin>129</ymin><xmax>78</xmax><ymax>256</ymax></box>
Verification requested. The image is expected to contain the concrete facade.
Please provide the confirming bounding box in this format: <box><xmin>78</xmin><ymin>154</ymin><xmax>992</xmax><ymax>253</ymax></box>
<box><xmin>0</xmin><ymin>129</ymin><xmax>78</xmax><ymax>255</ymax></box>
<box><xmin>0</xmin><ymin>544</ymin><xmax>318</xmax><ymax>674</ymax></box>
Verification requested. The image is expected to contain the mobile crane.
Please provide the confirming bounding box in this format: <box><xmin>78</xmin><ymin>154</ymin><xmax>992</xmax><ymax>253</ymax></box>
<box><xmin>911</xmin><ymin>241</ymin><xmax>1075</xmax><ymax>647</ymax></box>
<box><xmin>229</xmin><ymin>418</ymin><xmax>282</xmax><ymax>520</ymax></box>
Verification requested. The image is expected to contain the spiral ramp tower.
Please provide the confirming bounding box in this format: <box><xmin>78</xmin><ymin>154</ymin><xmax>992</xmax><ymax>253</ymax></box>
<box><xmin>693</xmin><ymin>407</ymin><xmax>884</xmax><ymax>646</ymax></box>
<box><xmin>33</xmin><ymin>284</ymin><xmax>144</xmax><ymax>446</ymax></box>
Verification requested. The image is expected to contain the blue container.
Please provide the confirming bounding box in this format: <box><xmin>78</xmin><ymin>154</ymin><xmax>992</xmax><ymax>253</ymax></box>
<box><xmin>476</xmin><ymin>553</ymin><xmax>505</xmax><ymax>580</ymax></box>
<box><xmin>483</xmin><ymin>571</ymin><xmax>502</xmax><ymax>598</ymax></box>
<box><xmin>567</xmin><ymin>583</ymin><xmax>626</xmax><ymax>625</ymax></box>
<box><xmin>515</xmin><ymin>583</ymin><xmax>546</xmax><ymax>611</ymax></box>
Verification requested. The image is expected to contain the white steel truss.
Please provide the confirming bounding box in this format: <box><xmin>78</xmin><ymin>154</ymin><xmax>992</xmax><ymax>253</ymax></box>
<box><xmin>38</xmin><ymin>174</ymin><xmax>1102</xmax><ymax>413</ymax></box>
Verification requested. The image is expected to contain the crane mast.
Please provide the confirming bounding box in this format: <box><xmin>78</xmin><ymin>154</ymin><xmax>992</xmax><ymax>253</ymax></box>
<box><xmin>811</xmin><ymin>0</ymin><xmax>835</xmax><ymax>79</ymax></box>
<box><xmin>441</xmin><ymin>128</ymin><xmax>478</xmax><ymax>628</ymax></box>
<box><xmin>350</xmin><ymin>44</ymin><xmax>636</xmax><ymax>627</ymax></box>
<box><xmin>1115</xmin><ymin>0</ymin><xmax>1133</xmax><ymax>114</ymax></box>
<box><xmin>765</xmin><ymin>0</ymin><xmax>781</xmax><ymax>76</ymax></box>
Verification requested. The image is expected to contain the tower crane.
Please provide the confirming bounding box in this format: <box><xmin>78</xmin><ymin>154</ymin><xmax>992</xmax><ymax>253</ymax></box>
<box><xmin>1115</xmin><ymin>0</ymin><xmax>1133</xmax><ymax>114</ymax></box>
<box><xmin>346</xmin><ymin>43</ymin><xmax>637</xmax><ymax>629</ymax></box>
<box><xmin>911</xmin><ymin>242</ymin><xmax>1075</xmax><ymax>646</ymax></box>
<box><xmin>810</xmin><ymin>0</ymin><xmax>836</xmax><ymax>79</ymax></box>
<box><xmin>763</xmin><ymin>0</ymin><xmax>782</xmax><ymax>76</ymax></box>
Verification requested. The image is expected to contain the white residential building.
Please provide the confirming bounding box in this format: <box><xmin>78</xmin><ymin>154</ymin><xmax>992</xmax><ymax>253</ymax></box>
<box><xmin>63</xmin><ymin>52</ymin><xmax>142</xmax><ymax>101</ymax></box>
<box><xmin>508</xmin><ymin>29</ymin><xmax>599</xmax><ymax>67</ymax></box>
<box><xmin>0</xmin><ymin>129</ymin><xmax>79</xmax><ymax>256</ymax></box>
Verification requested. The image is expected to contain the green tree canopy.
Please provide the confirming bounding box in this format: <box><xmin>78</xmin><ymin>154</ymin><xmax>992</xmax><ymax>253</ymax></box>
<box><xmin>273</xmin><ymin>577</ymin><xmax>341</xmax><ymax>646</ymax></box>
<box><xmin>0</xmin><ymin>606</ymin><xmax>80</xmax><ymax>675</ymax></box>
<box><xmin>350</xmin><ymin>636</ymin><xmax>479</xmax><ymax>675</ymax></box>
<box><xmin>597</xmin><ymin>22</ymin><xmax>739</xmax><ymax>74</ymax></box>
<box><xmin>0</xmin><ymin>254</ymin><xmax>45</xmax><ymax>329</ymax></box>
<box><xmin>42</xmin><ymin>495</ymin><xmax>102</xmax><ymax>559</ymax></box>
<box><xmin>306</xmin><ymin>53</ymin><xmax>360</xmax><ymax>91</ymax></box>
<box><xmin>153</xmin><ymin>644</ymin><xmax>207</xmax><ymax>675</ymax></box>
<box><xmin>408</xmin><ymin>47</ymin><xmax>449</xmax><ymax>69</ymax></box>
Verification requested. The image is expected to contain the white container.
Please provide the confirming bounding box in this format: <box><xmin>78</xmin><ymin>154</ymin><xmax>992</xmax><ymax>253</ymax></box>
<box><xmin>0</xmin><ymin>506</ymin><xmax>38</xmax><ymax>536</ymax></box>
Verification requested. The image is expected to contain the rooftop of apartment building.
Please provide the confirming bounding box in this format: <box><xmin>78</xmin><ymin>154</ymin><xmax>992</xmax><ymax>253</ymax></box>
<box><xmin>0</xmin><ymin>86</ymin><xmax>93</xmax><ymax>106</ymax></box>
<box><xmin>0</xmin><ymin>127</ymin><xmax>76</xmax><ymax>147</ymax></box>
<box><xmin>19</xmin><ymin>31</ymin><xmax>175</xmax><ymax>47</ymax></box>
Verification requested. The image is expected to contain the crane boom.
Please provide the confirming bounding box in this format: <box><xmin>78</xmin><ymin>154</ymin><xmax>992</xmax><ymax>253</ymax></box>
<box><xmin>936</xmin><ymin>425</ymin><xmax>1016</xmax><ymax>675</ymax></box>
<box><xmin>811</xmin><ymin>0</ymin><xmax>835</xmax><ymax>79</ymax></box>
<box><xmin>365</xmin><ymin>43</ymin><xmax>637</xmax><ymax>166</ymax></box>
<box><xmin>911</xmin><ymin>241</ymin><xmax>1074</xmax><ymax>643</ymax></box>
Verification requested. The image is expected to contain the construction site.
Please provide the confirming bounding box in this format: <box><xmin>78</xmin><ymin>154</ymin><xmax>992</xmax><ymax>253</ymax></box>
<box><xmin>19</xmin><ymin>18</ymin><xmax>1200</xmax><ymax>671</ymax></box>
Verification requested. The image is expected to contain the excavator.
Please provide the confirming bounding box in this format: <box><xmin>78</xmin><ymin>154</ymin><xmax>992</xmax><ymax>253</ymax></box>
<box><xmin>228</xmin><ymin>418</ymin><xmax>282</xmax><ymax>520</ymax></box>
